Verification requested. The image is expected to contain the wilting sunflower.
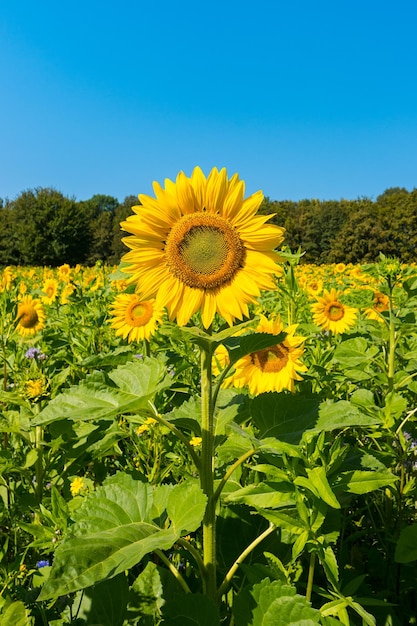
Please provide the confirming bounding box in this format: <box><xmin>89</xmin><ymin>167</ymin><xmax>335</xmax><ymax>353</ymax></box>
<box><xmin>311</xmin><ymin>288</ymin><xmax>357</xmax><ymax>334</ymax></box>
<box><xmin>364</xmin><ymin>291</ymin><xmax>390</xmax><ymax>322</ymax></box>
<box><xmin>109</xmin><ymin>293</ymin><xmax>164</xmax><ymax>342</ymax></box>
<box><xmin>16</xmin><ymin>296</ymin><xmax>46</xmax><ymax>337</ymax></box>
<box><xmin>121</xmin><ymin>167</ymin><xmax>285</xmax><ymax>328</ymax></box>
<box><xmin>215</xmin><ymin>315</ymin><xmax>307</xmax><ymax>395</ymax></box>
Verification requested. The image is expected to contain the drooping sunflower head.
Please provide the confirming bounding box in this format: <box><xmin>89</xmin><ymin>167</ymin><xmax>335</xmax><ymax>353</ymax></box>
<box><xmin>364</xmin><ymin>291</ymin><xmax>390</xmax><ymax>322</ymax></box>
<box><xmin>109</xmin><ymin>293</ymin><xmax>164</xmax><ymax>342</ymax></box>
<box><xmin>120</xmin><ymin>167</ymin><xmax>285</xmax><ymax>328</ymax></box>
<box><xmin>16</xmin><ymin>296</ymin><xmax>46</xmax><ymax>337</ymax></box>
<box><xmin>311</xmin><ymin>288</ymin><xmax>358</xmax><ymax>334</ymax></box>
<box><xmin>214</xmin><ymin>315</ymin><xmax>307</xmax><ymax>395</ymax></box>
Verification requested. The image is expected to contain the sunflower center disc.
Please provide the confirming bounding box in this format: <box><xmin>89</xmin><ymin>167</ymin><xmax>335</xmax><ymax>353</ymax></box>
<box><xmin>165</xmin><ymin>213</ymin><xmax>245</xmax><ymax>290</ymax></box>
<box><xmin>252</xmin><ymin>344</ymin><xmax>289</xmax><ymax>373</ymax></box>
<box><xmin>126</xmin><ymin>301</ymin><xmax>153</xmax><ymax>327</ymax></box>
<box><xmin>19</xmin><ymin>306</ymin><xmax>39</xmax><ymax>328</ymax></box>
<box><xmin>374</xmin><ymin>295</ymin><xmax>388</xmax><ymax>312</ymax></box>
<box><xmin>326</xmin><ymin>303</ymin><xmax>344</xmax><ymax>321</ymax></box>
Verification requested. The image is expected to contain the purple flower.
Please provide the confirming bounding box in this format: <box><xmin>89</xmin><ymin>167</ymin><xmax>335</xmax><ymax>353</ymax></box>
<box><xmin>36</xmin><ymin>559</ymin><xmax>50</xmax><ymax>568</ymax></box>
<box><xmin>25</xmin><ymin>347</ymin><xmax>42</xmax><ymax>359</ymax></box>
<box><xmin>25</xmin><ymin>347</ymin><xmax>47</xmax><ymax>361</ymax></box>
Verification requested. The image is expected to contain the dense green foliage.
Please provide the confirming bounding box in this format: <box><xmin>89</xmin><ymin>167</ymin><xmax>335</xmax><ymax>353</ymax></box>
<box><xmin>262</xmin><ymin>186</ymin><xmax>417</xmax><ymax>263</ymax></box>
<box><xmin>1</xmin><ymin>186</ymin><xmax>416</xmax><ymax>265</ymax></box>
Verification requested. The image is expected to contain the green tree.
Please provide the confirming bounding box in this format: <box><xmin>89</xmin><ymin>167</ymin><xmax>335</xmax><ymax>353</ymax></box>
<box><xmin>9</xmin><ymin>187</ymin><xmax>91</xmax><ymax>265</ymax></box>
<box><xmin>110</xmin><ymin>195</ymin><xmax>138</xmax><ymax>265</ymax></box>
<box><xmin>77</xmin><ymin>194</ymin><xmax>120</xmax><ymax>264</ymax></box>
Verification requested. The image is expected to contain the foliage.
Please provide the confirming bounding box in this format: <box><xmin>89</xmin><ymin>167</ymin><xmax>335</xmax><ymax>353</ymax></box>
<box><xmin>1</xmin><ymin>186</ymin><xmax>417</xmax><ymax>265</ymax></box>
<box><xmin>0</xmin><ymin>257</ymin><xmax>416</xmax><ymax>624</ymax></box>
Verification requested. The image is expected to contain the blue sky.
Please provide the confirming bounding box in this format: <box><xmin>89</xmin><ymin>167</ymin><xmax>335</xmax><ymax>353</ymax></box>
<box><xmin>1</xmin><ymin>0</ymin><xmax>416</xmax><ymax>204</ymax></box>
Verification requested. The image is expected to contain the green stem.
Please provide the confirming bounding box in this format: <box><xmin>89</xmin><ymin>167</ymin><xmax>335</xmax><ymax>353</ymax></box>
<box><xmin>200</xmin><ymin>343</ymin><xmax>217</xmax><ymax>600</ymax></box>
<box><xmin>147</xmin><ymin>400</ymin><xmax>200</xmax><ymax>470</ymax></box>
<box><xmin>34</xmin><ymin>424</ymin><xmax>44</xmax><ymax>505</ymax></box>
<box><xmin>154</xmin><ymin>549</ymin><xmax>191</xmax><ymax>593</ymax></box>
<box><xmin>306</xmin><ymin>551</ymin><xmax>316</xmax><ymax>603</ymax></box>
<box><xmin>387</xmin><ymin>284</ymin><xmax>396</xmax><ymax>393</ymax></box>
<box><xmin>177</xmin><ymin>537</ymin><xmax>206</xmax><ymax>585</ymax></box>
<box><xmin>216</xmin><ymin>523</ymin><xmax>276</xmax><ymax>600</ymax></box>
<box><xmin>213</xmin><ymin>448</ymin><xmax>257</xmax><ymax>505</ymax></box>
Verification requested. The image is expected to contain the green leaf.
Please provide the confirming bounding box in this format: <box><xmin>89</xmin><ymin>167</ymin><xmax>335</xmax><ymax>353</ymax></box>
<box><xmin>223</xmin><ymin>331</ymin><xmax>287</xmax><ymax>366</ymax></box>
<box><xmin>394</xmin><ymin>524</ymin><xmax>417</xmax><ymax>563</ymax></box>
<box><xmin>162</xmin><ymin>593</ymin><xmax>220</xmax><ymax>625</ymax></box>
<box><xmin>251</xmin><ymin>394</ymin><xmax>321</xmax><ymax>444</ymax></box>
<box><xmin>33</xmin><ymin>358</ymin><xmax>172</xmax><ymax>425</ymax></box>
<box><xmin>256</xmin><ymin>509</ymin><xmax>305</xmax><ymax>534</ymax></box>
<box><xmin>74</xmin><ymin>573</ymin><xmax>129</xmax><ymax>626</ymax></box>
<box><xmin>126</xmin><ymin>562</ymin><xmax>165</xmax><ymax>620</ymax></box>
<box><xmin>334</xmin><ymin>470</ymin><xmax>398</xmax><ymax>495</ymax></box>
<box><xmin>333</xmin><ymin>338</ymin><xmax>378</xmax><ymax>367</ymax></box>
<box><xmin>316</xmin><ymin>400</ymin><xmax>381</xmax><ymax>431</ymax></box>
<box><xmin>304</xmin><ymin>467</ymin><xmax>340</xmax><ymax>509</ymax></box>
<box><xmin>0</xmin><ymin>600</ymin><xmax>34</xmax><ymax>626</ymax></box>
<box><xmin>38</xmin><ymin>473</ymin><xmax>206</xmax><ymax>600</ymax></box>
<box><xmin>233</xmin><ymin>578</ymin><xmax>321</xmax><ymax>625</ymax></box>
<box><xmin>225</xmin><ymin>482</ymin><xmax>296</xmax><ymax>509</ymax></box>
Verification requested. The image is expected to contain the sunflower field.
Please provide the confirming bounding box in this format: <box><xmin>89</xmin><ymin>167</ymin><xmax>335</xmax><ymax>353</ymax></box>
<box><xmin>1</xmin><ymin>168</ymin><xmax>417</xmax><ymax>626</ymax></box>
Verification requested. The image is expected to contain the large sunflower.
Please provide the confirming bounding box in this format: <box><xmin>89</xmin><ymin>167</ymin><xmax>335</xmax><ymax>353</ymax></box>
<box><xmin>120</xmin><ymin>167</ymin><xmax>285</xmax><ymax>328</ymax></box>
<box><xmin>311</xmin><ymin>288</ymin><xmax>357</xmax><ymax>334</ymax></box>
<box><xmin>215</xmin><ymin>315</ymin><xmax>307</xmax><ymax>395</ymax></box>
<box><xmin>109</xmin><ymin>293</ymin><xmax>164</xmax><ymax>342</ymax></box>
<box><xmin>16</xmin><ymin>296</ymin><xmax>46</xmax><ymax>337</ymax></box>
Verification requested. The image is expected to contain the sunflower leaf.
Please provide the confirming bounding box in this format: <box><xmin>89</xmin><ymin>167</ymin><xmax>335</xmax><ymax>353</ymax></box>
<box><xmin>223</xmin><ymin>332</ymin><xmax>287</xmax><ymax>366</ymax></box>
<box><xmin>32</xmin><ymin>358</ymin><xmax>172</xmax><ymax>425</ymax></box>
<box><xmin>38</xmin><ymin>473</ymin><xmax>206</xmax><ymax>600</ymax></box>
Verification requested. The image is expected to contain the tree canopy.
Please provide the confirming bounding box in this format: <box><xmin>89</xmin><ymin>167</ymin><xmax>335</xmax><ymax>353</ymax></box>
<box><xmin>0</xmin><ymin>186</ymin><xmax>416</xmax><ymax>266</ymax></box>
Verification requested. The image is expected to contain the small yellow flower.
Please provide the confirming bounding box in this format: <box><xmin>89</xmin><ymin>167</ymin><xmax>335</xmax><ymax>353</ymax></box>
<box><xmin>25</xmin><ymin>378</ymin><xmax>48</xmax><ymax>401</ymax></box>
<box><xmin>136</xmin><ymin>417</ymin><xmax>157</xmax><ymax>435</ymax></box>
<box><xmin>189</xmin><ymin>436</ymin><xmax>202</xmax><ymax>447</ymax></box>
<box><xmin>70</xmin><ymin>476</ymin><xmax>86</xmax><ymax>497</ymax></box>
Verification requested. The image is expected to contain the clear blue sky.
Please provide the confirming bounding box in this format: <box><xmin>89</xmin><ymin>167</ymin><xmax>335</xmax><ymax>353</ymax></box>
<box><xmin>1</xmin><ymin>0</ymin><xmax>416</xmax><ymax>204</ymax></box>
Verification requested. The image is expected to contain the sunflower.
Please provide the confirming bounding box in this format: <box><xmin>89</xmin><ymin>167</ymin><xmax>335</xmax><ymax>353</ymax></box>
<box><xmin>25</xmin><ymin>377</ymin><xmax>48</xmax><ymax>401</ymax></box>
<box><xmin>1</xmin><ymin>266</ymin><xmax>13</xmax><ymax>292</ymax></box>
<box><xmin>41</xmin><ymin>278</ymin><xmax>59</xmax><ymax>304</ymax></box>
<box><xmin>16</xmin><ymin>296</ymin><xmax>46</xmax><ymax>337</ymax></box>
<box><xmin>364</xmin><ymin>291</ymin><xmax>390</xmax><ymax>322</ymax></box>
<box><xmin>311</xmin><ymin>288</ymin><xmax>357</xmax><ymax>334</ymax></box>
<box><xmin>109</xmin><ymin>293</ymin><xmax>164</xmax><ymax>342</ymax></box>
<box><xmin>120</xmin><ymin>167</ymin><xmax>285</xmax><ymax>328</ymax></box>
<box><xmin>215</xmin><ymin>315</ymin><xmax>307</xmax><ymax>395</ymax></box>
<box><xmin>305</xmin><ymin>277</ymin><xmax>323</xmax><ymax>298</ymax></box>
<box><xmin>57</xmin><ymin>263</ymin><xmax>72</xmax><ymax>283</ymax></box>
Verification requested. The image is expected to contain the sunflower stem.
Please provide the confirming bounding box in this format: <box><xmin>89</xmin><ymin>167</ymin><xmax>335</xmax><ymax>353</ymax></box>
<box><xmin>200</xmin><ymin>341</ymin><xmax>217</xmax><ymax>601</ymax></box>
<box><xmin>387</xmin><ymin>286</ymin><xmax>396</xmax><ymax>393</ymax></box>
<box><xmin>306</xmin><ymin>550</ymin><xmax>316</xmax><ymax>603</ymax></box>
<box><xmin>216</xmin><ymin>523</ymin><xmax>276</xmax><ymax>600</ymax></box>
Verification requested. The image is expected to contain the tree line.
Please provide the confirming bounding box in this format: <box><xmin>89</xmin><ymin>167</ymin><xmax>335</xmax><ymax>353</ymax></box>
<box><xmin>0</xmin><ymin>186</ymin><xmax>416</xmax><ymax>266</ymax></box>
